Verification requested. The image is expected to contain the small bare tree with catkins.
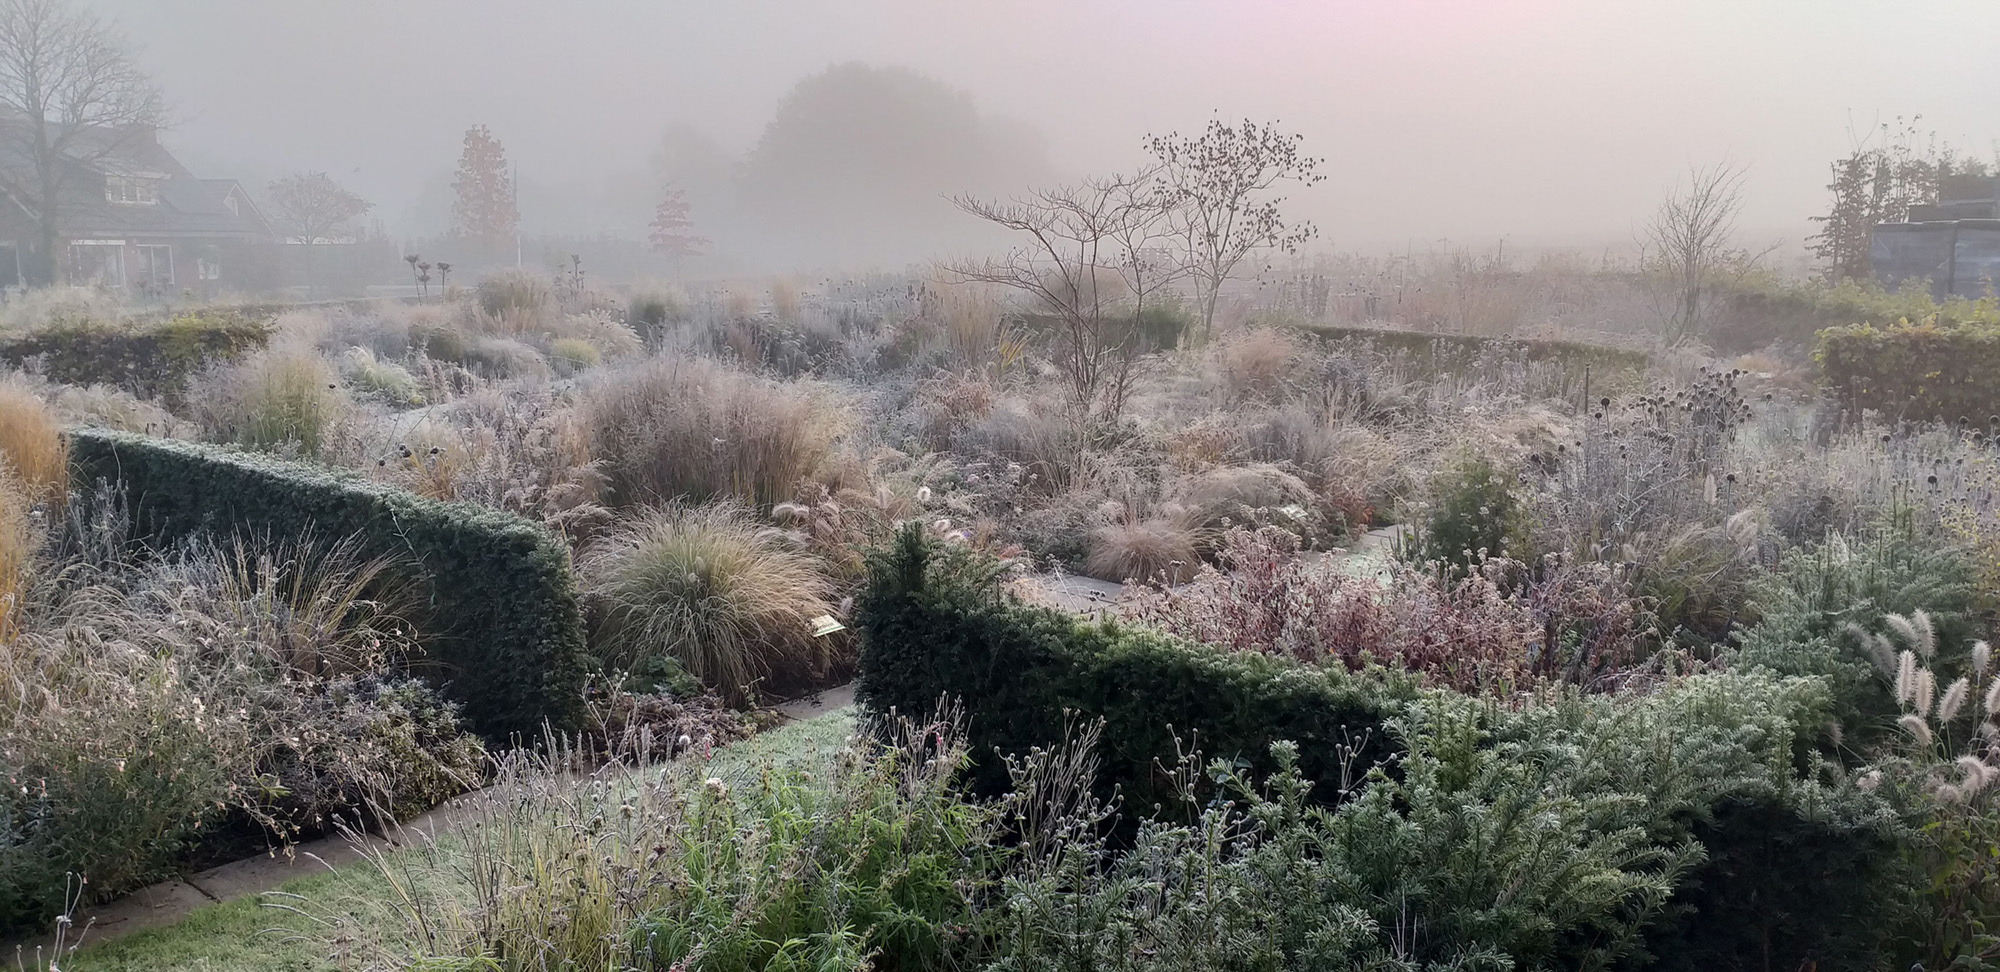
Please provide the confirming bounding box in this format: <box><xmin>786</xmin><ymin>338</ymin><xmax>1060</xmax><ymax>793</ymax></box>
<box><xmin>1145</xmin><ymin>117</ymin><xmax>1324</xmax><ymax>341</ymax></box>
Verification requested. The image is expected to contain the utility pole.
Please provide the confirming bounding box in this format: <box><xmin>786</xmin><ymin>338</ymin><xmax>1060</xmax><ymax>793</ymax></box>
<box><xmin>512</xmin><ymin>162</ymin><xmax>521</xmax><ymax>268</ymax></box>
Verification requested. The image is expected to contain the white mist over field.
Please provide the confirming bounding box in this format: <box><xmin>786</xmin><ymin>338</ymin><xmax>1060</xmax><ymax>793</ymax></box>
<box><xmin>84</xmin><ymin>0</ymin><xmax>2000</xmax><ymax>266</ymax></box>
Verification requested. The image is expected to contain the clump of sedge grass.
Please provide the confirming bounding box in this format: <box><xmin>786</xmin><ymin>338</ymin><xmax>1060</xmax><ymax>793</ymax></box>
<box><xmin>580</xmin><ymin>502</ymin><xmax>840</xmax><ymax>705</ymax></box>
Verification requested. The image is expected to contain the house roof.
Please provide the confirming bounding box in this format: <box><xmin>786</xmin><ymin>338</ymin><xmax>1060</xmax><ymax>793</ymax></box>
<box><xmin>0</xmin><ymin>121</ymin><xmax>272</xmax><ymax>242</ymax></box>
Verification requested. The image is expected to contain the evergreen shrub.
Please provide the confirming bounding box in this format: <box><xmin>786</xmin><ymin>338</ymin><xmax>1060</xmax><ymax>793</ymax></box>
<box><xmin>855</xmin><ymin>524</ymin><xmax>1414</xmax><ymax>807</ymax></box>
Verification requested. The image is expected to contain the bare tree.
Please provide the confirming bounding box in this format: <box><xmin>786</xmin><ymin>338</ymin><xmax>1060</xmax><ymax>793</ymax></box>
<box><xmin>952</xmin><ymin>172</ymin><xmax>1174</xmax><ymax>420</ymax></box>
<box><xmin>267</xmin><ymin>171</ymin><xmax>371</xmax><ymax>297</ymax></box>
<box><xmin>1643</xmin><ymin>163</ymin><xmax>1758</xmax><ymax>348</ymax></box>
<box><xmin>1146</xmin><ymin>117</ymin><xmax>1323</xmax><ymax>340</ymax></box>
<box><xmin>0</xmin><ymin>0</ymin><xmax>163</xmax><ymax>285</ymax></box>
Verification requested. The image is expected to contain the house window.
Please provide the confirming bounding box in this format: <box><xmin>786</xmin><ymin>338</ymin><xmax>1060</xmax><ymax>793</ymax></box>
<box><xmin>132</xmin><ymin>244</ymin><xmax>173</xmax><ymax>291</ymax></box>
<box><xmin>197</xmin><ymin>257</ymin><xmax>219</xmax><ymax>281</ymax></box>
<box><xmin>105</xmin><ymin>176</ymin><xmax>158</xmax><ymax>205</ymax></box>
<box><xmin>67</xmin><ymin>241</ymin><xmax>124</xmax><ymax>287</ymax></box>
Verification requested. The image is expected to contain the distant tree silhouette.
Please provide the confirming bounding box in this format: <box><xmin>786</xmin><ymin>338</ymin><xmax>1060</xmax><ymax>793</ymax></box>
<box><xmin>450</xmin><ymin>124</ymin><xmax>518</xmax><ymax>259</ymax></box>
<box><xmin>736</xmin><ymin>62</ymin><xmax>1049</xmax><ymax>267</ymax></box>
<box><xmin>267</xmin><ymin>171</ymin><xmax>371</xmax><ymax>296</ymax></box>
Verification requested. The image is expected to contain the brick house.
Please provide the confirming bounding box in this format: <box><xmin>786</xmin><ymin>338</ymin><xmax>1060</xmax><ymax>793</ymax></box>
<box><xmin>0</xmin><ymin>123</ymin><xmax>274</xmax><ymax>294</ymax></box>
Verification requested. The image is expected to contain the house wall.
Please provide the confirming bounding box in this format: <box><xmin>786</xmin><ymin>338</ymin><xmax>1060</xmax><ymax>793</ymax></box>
<box><xmin>1872</xmin><ymin>220</ymin><xmax>2000</xmax><ymax>300</ymax></box>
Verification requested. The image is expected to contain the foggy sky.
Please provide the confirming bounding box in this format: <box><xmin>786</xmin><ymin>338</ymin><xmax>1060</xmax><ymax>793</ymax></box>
<box><xmin>85</xmin><ymin>0</ymin><xmax>2000</xmax><ymax>262</ymax></box>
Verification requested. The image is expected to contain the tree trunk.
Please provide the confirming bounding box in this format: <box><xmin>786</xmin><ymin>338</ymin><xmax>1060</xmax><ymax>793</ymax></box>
<box><xmin>33</xmin><ymin>218</ymin><xmax>58</xmax><ymax>286</ymax></box>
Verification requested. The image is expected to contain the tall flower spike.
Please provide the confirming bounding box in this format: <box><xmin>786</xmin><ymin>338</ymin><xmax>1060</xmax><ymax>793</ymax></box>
<box><xmin>1896</xmin><ymin>650</ymin><xmax>1919</xmax><ymax>707</ymax></box>
<box><xmin>1914</xmin><ymin>609</ymin><xmax>1937</xmax><ymax>659</ymax></box>
<box><xmin>1940</xmin><ymin>676</ymin><xmax>1971</xmax><ymax>723</ymax></box>
<box><xmin>1984</xmin><ymin>675</ymin><xmax>2000</xmax><ymax>717</ymax></box>
<box><xmin>1916</xmin><ymin>667</ymin><xmax>1938</xmax><ymax>719</ymax></box>
<box><xmin>1975</xmin><ymin>640</ymin><xmax>1993</xmax><ymax>678</ymax></box>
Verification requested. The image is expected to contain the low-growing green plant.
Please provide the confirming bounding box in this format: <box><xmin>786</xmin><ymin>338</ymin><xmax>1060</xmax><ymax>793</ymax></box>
<box><xmin>1407</xmin><ymin>455</ymin><xmax>1523</xmax><ymax>570</ymax></box>
<box><xmin>580</xmin><ymin>502</ymin><xmax>841</xmax><ymax>705</ymax></box>
<box><xmin>460</xmin><ymin>335</ymin><xmax>551</xmax><ymax>380</ymax></box>
<box><xmin>1733</xmin><ymin>520</ymin><xmax>1979</xmax><ymax>742</ymax></box>
<box><xmin>338</xmin><ymin>346</ymin><xmax>422</xmax><ymax>405</ymax></box>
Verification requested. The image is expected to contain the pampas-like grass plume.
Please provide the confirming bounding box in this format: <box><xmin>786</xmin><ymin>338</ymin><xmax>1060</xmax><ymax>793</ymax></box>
<box><xmin>1886</xmin><ymin>611</ymin><xmax>1937</xmax><ymax>659</ymax></box>
<box><xmin>1939</xmin><ymin>676</ymin><xmax>1971</xmax><ymax>723</ymax></box>
<box><xmin>1986</xmin><ymin>675</ymin><xmax>2000</xmax><ymax>718</ymax></box>
<box><xmin>1900</xmin><ymin>713</ymin><xmax>1934</xmax><ymax>748</ymax></box>
<box><xmin>1956</xmin><ymin>755</ymin><xmax>1995</xmax><ymax>797</ymax></box>
<box><xmin>1976</xmin><ymin>640</ymin><xmax>1994</xmax><ymax>679</ymax></box>
<box><xmin>1916</xmin><ymin>667</ymin><xmax>1938</xmax><ymax>719</ymax></box>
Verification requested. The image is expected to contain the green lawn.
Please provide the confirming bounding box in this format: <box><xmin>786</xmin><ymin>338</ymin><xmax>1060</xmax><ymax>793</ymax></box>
<box><xmin>51</xmin><ymin>707</ymin><xmax>858</xmax><ymax>972</ymax></box>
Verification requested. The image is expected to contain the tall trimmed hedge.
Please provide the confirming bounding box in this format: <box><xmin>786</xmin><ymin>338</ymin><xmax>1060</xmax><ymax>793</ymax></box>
<box><xmin>1817</xmin><ymin>319</ymin><xmax>2000</xmax><ymax>424</ymax></box>
<box><xmin>854</xmin><ymin>526</ymin><xmax>1413</xmax><ymax>806</ymax></box>
<box><xmin>69</xmin><ymin>429</ymin><xmax>585</xmax><ymax>739</ymax></box>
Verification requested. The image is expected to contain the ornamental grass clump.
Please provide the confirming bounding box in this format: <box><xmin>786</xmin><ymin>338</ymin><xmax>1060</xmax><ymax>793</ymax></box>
<box><xmin>581</xmin><ymin>502</ymin><xmax>839</xmax><ymax>704</ymax></box>
<box><xmin>585</xmin><ymin>355</ymin><xmax>843</xmax><ymax>509</ymax></box>
<box><xmin>0</xmin><ymin>384</ymin><xmax>65</xmax><ymax>506</ymax></box>
<box><xmin>193</xmin><ymin>348</ymin><xmax>349</xmax><ymax>456</ymax></box>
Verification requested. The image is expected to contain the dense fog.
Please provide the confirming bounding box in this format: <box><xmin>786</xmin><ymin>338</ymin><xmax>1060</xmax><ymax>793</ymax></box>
<box><xmin>84</xmin><ymin>0</ymin><xmax>2000</xmax><ymax>270</ymax></box>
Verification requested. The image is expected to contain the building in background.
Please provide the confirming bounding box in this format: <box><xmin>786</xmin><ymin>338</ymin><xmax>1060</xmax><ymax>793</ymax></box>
<box><xmin>1872</xmin><ymin>174</ymin><xmax>2000</xmax><ymax>301</ymax></box>
<box><xmin>0</xmin><ymin>123</ymin><xmax>274</xmax><ymax>295</ymax></box>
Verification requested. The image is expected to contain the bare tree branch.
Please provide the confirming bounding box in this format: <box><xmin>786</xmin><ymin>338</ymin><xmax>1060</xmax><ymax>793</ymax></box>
<box><xmin>949</xmin><ymin>172</ymin><xmax>1173</xmax><ymax>420</ymax></box>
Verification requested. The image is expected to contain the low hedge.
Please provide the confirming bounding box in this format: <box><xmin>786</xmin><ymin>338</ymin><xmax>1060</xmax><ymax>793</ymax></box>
<box><xmin>855</xmin><ymin>527</ymin><xmax>1913</xmax><ymax>967</ymax></box>
<box><xmin>854</xmin><ymin>525</ymin><xmax>1414</xmax><ymax>806</ymax></box>
<box><xmin>69</xmin><ymin>429</ymin><xmax>586</xmax><ymax>739</ymax></box>
<box><xmin>1816</xmin><ymin>318</ymin><xmax>2000</xmax><ymax>425</ymax></box>
<box><xmin>0</xmin><ymin>310</ymin><xmax>272</xmax><ymax>404</ymax></box>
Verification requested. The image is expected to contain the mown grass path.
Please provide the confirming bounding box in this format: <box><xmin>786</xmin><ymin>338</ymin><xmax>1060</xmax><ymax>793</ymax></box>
<box><xmin>12</xmin><ymin>705</ymin><xmax>859</xmax><ymax>972</ymax></box>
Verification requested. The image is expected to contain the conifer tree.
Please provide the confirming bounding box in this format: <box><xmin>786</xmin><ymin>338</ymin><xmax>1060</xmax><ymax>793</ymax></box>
<box><xmin>647</xmin><ymin>186</ymin><xmax>708</xmax><ymax>260</ymax></box>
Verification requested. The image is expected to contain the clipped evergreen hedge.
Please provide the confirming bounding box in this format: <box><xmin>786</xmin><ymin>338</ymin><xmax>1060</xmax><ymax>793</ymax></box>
<box><xmin>69</xmin><ymin>429</ymin><xmax>586</xmax><ymax>740</ymax></box>
<box><xmin>855</xmin><ymin>525</ymin><xmax>1414</xmax><ymax>806</ymax></box>
<box><xmin>1817</xmin><ymin>319</ymin><xmax>2000</xmax><ymax>424</ymax></box>
<box><xmin>0</xmin><ymin>311</ymin><xmax>272</xmax><ymax>405</ymax></box>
